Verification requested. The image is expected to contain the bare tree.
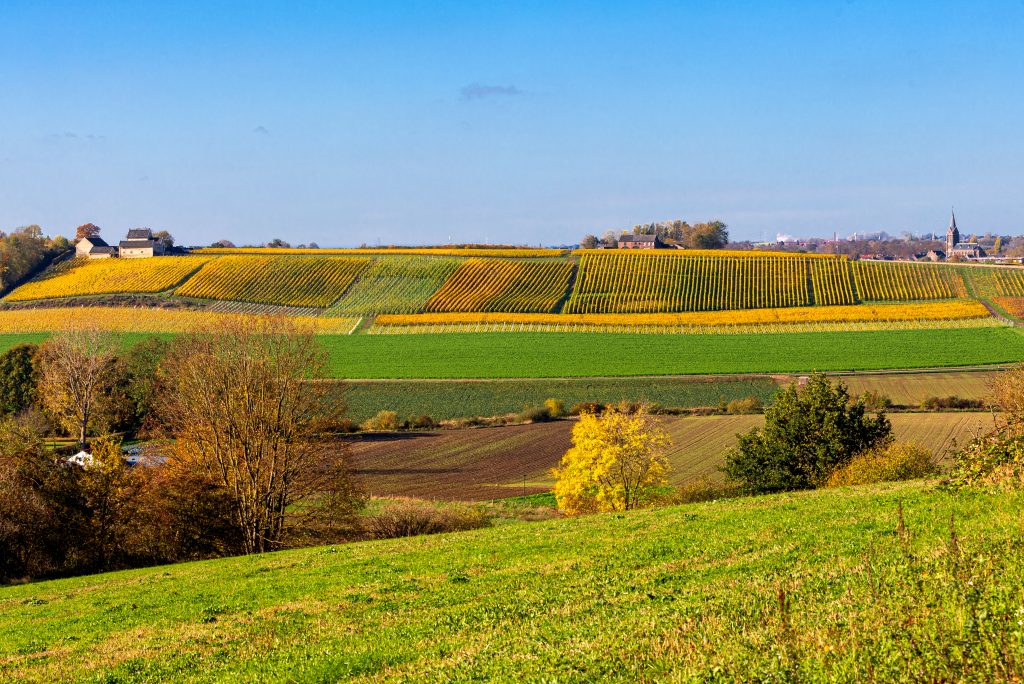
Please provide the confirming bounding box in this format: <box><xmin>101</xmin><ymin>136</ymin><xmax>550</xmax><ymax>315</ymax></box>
<box><xmin>156</xmin><ymin>317</ymin><xmax>358</xmax><ymax>554</ymax></box>
<box><xmin>36</xmin><ymin>329</ymin><xmax>117</xmax><ymax>448</ymax></box>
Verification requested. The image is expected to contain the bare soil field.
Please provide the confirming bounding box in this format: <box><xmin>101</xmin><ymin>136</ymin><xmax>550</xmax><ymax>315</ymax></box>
<box><xmin>832</xmin><ymin>370</ymin><xmax>999</xmax><ymax>406</ymax></box>
<box><xmin>347</xmin><ymin>411</ymin><xmax>996</xmax><ymax>500</ymax></box>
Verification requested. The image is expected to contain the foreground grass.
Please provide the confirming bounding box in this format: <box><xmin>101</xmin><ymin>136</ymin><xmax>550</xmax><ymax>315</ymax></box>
<box><xmin>2</xmin><ymin>482</ymin><xmax>1023</xmax><ymax>682</ymax></box>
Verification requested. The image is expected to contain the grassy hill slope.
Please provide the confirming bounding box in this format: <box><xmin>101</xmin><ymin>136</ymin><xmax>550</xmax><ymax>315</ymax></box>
<box><xmin>2</xmin><ymin>482</ymin><xmax>1022</xmax><ymax>682</ymax></box>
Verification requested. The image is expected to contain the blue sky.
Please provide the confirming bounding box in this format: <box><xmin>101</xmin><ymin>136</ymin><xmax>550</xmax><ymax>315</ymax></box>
<box><xmin>2</xmin><ymin>1</ymin><xmax>1023</xmax><ymax>246</ymax></box>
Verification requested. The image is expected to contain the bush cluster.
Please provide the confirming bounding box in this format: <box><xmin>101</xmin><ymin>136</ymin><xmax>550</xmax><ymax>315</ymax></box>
<box><xmin>827</xmin><ymin>442</ymin><xmax>938</xmax><ymax>487</ymax></box>
<box><xmin>725</xmin><ymin>396</ymin><xmax>762</xmax><ymax>414</ymax></box>
<box><xmin>725</xmin><ymin>373</ymin><xmax>892</xmax><ymax>494</ymax></box>
<box><xmin>363</xmin><ymin>500</ymin><xmax>491</xmax><ymax>539</ymax></box>
<box><xmin>921</xmin><ymin>395</ymin><xmax>985</xmax><ymax>411</ymax></box>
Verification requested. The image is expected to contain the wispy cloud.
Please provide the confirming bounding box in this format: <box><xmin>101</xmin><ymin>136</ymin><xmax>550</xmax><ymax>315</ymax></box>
<box><xmin>48</xmin><ymin>132</ymin><xmax>106</xmax><ymax>140</ymax></box>
<box><xmin>460</xmin><ymin>83</ymin><xmax>522</xmax><ymax>101</ymax></box>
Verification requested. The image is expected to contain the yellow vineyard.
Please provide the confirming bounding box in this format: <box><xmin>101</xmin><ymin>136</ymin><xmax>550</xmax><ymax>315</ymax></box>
<box><xmin>851</xmin><ymin>261</ymin><xmax>967</xmax><ymax>301</ymax></box>
<box><xmin>195</xmin><ymin>247</ymin><xmax>567</xmax><ymax>258</ymax></box>
<box><xmin>377</xmin><ymin>300</ymin><xmax>991</xmax><ymax>329</ymax></box>
<box><xmin>175</xmin><ymin>255</ymin><xmax>370</xmax><ymax>307</ymax></box>
<box><xmin>570</xmin><ymin>248</ymin><xmax>839</xmax><ymax>258</ymax></box>
<box><xmin>424</xmin><ymin>258</ymin><xmax>573</xmax><ymax>313</ymax></box>
<box><xmin>565</xmin><ymin>252</ymin><xmax>818</xmax><ymax>313</ymax></box>
<box><xmin>0</xmin><ymin>307</ymin><xmax>359</xmax><ymax>334</ymax></box>
<box><xmin>7</xmin><ymin>251</ymin><xmax>1024</xmax><ymax>329</ymax></box>
<box><xmin>5</xmin><ymin>256</ymin><xmax>213</xmax><ymax>302</ymax></box>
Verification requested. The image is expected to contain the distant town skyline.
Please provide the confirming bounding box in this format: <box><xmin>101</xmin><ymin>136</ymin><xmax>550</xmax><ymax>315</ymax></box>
<box><xmin>2</xmin><ymin>2</ymin><xmax>1023</xmax><ymax>246</ymax></box>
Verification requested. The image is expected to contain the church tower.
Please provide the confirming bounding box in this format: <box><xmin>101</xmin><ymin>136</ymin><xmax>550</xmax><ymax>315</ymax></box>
<box><xmin>946</xmin><ymin>209</ymin><xmax>960</xmax><ymax>253</ymax></box>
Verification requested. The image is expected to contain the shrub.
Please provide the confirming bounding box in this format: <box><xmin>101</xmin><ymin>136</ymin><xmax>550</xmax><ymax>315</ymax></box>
<box><xmin>726</xmin><ymin>396</ymin><xmax>762</xmax><ymax>415</ymax></box>
<box><xmin>613</xmin><ymin>400</ymin><xmax>644</xmax><ymax>414</ymax></box>
<box><xmin>946</xmin><ymin>433</ymin><xmax>1024</xmax><ymax>491</ymax></box>
<box><xmin>570</xmin><ymin>401</ymin><xmax>603</xmax><ymax>416</ymax></box>
<box><xmin>666</xmin><ymin>478</ymin><xmax>742</xmax><ymax>504</ymax></box>
<box><xmin>945</xmin><ymin>364</ymin><xmax>1024</xmax><ymax>491</ymax></box>
<box><xmin>519</xmin><ymin>405</ymin><xmax>552</xmax><ymax>423</ymax></box>
<box><xmin>725</xmin><ymin>373</ymin><xmax>892</xmax><ymax>494</ymax></box>
<box><xmin>544</xmin><ymin>398</ymin><xmax>566</xmax><ymax>418</ymax></box>
<box><xmin>365</xmin><ymin>501</ymin><xmax>491</xmax><ymax>539</ymax></box>
<box><xmin>857</xmin><ymin>390</ymin><xmax>893</xmax><ymax>411</ymax></box>
<box><xmin>921</xmin><ymin>395</ymin><xmax>985</xmax><ymax>411</ymax></box>
<box><xmin>409</xmin><ymin>414</ymin><xmax>436</xmax><ymax>429</ymax></box>
<box><xmin>361</xmin><ymin>410</ymin><xmax>401</xmax><ymax>431</ymax></box>
<box><xmin>827</xmin><ymin>442</ymin><xmax>938</xmax><ymax>487</ymax></box>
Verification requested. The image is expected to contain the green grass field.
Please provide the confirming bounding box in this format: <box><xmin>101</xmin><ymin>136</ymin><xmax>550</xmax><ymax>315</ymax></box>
<box><xmin>3</xmin><ymin>327</ymin><xmax>1022</xmax><ymax>379</ymax></box>
<box><xmin>344</xmin><ymin>376</ymin><xmax>779</xmax><ymax>422</ymax></box>
<box><xmin>318</xmin><ymin>328</ymin><xmax>1024</xmax><ymax>378</ymax></box>
<box><xmin>3</xmin><ymin>482</ymin><xmax>1022</xmax><ymax>681</ymax></box>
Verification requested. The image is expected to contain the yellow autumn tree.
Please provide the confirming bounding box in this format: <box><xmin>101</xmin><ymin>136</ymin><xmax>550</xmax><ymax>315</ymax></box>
<box><xmin>552</xmin><ymin>409</ymin><xmax>671</xmax><ymax>514</ymax></box>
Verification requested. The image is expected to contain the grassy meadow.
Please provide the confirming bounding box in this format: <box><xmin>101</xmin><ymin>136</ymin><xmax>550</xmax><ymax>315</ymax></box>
<box><xmin>2</xmin><ymin>327</ymin><xmax>1022</xmax><ymax>380</ymax></box>
<box><xmin>2</xmin><ymin>482</ymin><xmax>1022</xmax><ymax>682</ymax></box>
<box><xmin>317</xmin><ymin>328</ymin><xmax>1024</xmax><ymax>378</ymax></box>
<box><xmin>344</xmin><ymin>376</ymin><xmax>779</xmax><ymax>422</ymax></box>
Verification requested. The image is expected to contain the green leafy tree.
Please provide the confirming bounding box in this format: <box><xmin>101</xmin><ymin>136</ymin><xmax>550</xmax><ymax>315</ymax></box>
<box><xmin>724</xmin><ymin>374</ymin><xmax>892</xmax><ymax>493</ymax></box>
<box><xmin>0</xmin><ymin>343</ymin><xmax>38</xmax><ymax>414</ymax></box>
<box><xmin>682</xmin><ymin>221</ymin><xmax>729</xmax><ymax>249</ymax></box>
<box><xmin>97</xmin><ymin>337</ymin><xmax>170</xmax><ymax>437</ymax></box>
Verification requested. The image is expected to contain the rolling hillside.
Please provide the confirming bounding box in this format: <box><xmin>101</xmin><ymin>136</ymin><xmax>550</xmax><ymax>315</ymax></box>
<box><xmin>2</xmin><ymin>482</ymin><xmax>1021</xmax><ymax>681</ymax></box>
<box><xmin>5</xmin><ymin>249</ymin><xmax>1021</xmax><ymax>323</ymax></box>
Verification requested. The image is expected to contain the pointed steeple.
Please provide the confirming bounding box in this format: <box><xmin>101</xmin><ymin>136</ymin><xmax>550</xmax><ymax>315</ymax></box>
<box><xmin>946</xmin><ymin>207</ymin><xmax>960</xmax><ymax>252</ymax></box>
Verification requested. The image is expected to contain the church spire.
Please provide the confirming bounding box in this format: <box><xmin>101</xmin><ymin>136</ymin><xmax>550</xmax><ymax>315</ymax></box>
<box><xmin>946</xmin><ymin>207</ymin><xmax>960</xmax><ymax>252</ymax></box>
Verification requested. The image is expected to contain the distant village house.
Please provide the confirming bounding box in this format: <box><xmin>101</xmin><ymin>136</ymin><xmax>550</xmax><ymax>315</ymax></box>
<box><xmin>617</xmin><ymin>234</ymin><xmax>665</xmax><ymax>249</ymax></box>
<box><xmin>76</xmin><ymin>236</ymin><xmax>117</xmax><ymax>259</ymax></box>
<box><xmin>119</xmin><ymin>228</ymin><xmax>165</xmax><ymax>258</ymax></box>
<box><xmin>75</xmin><ymin>228</ymin><xmax>168</xmax><ymax>259</ymax></box>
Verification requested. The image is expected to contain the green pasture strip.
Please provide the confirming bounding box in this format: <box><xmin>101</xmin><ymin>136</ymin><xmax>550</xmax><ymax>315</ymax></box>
<box><xmin>319</xmin><ymin>327</ymin><xmax>1024</xmax><ymax>378</ymax></box>
<box><xmin>4</xmin><ymin>328</ymin><xmax>1023</xmax><ymax>379</ymax></box>
<box><xmin>0</xmin><ymin>332</ymin><xmax>175</xmax><ymax>354</ymax></box>
<box><xmin>2</xmin><ymin>483</ymin><xmax>1022</xmax><ymax>681</ymax></box>
<box><xmin>343</xmin><ymin>376</ymin><xmax>779</xmax><ymax>422</ymax></box>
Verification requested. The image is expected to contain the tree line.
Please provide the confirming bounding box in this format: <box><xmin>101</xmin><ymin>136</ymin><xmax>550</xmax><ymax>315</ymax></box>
<box><xmin>0</xmin><ymin>319</ymin><xmax>361</xmax><ymax>582</ymax></box>
<box><xmin>580</xmin><ymin>220</ymin><xmax>729</xmax><ymax>250</ymax></box>
<box><xmin>0</xmin><ymin>226</ymin><xmax>71</xmax><ymax>295</ymax></box>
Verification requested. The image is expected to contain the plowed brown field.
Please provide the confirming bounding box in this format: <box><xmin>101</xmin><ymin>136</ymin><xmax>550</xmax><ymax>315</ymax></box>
<box><xmin>347</xmin><ymin>412</ymin><xmax>996</xmax><ymax>501</ymax></box>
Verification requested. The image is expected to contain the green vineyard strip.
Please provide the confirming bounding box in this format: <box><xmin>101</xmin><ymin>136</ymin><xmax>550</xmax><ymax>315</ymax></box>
<box><xmin>425</xmin><ymin>259</ymin><xmax>573</xmax><ymax>313</ymax></box>
<box><xmin>326</xmin><ymin>256</ymin><xmax>460</xmax><ymax>315</ymax></box>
